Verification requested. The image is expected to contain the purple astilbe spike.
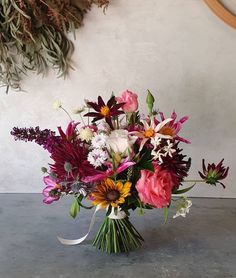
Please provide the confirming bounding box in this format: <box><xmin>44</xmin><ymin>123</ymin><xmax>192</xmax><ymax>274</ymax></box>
<box><xmin>11</xmin><ymin>127</ymin><xmax>60</xmax><ymax>153</ymax></box>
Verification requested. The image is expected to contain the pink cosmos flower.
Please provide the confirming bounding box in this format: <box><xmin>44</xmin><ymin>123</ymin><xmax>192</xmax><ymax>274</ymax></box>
<box><xmin>158</xmin><ymin>111</ymin><xmax>190</xmax><ymax>144</ymax></box>
<box><xmin>136</xmin><ymin>163</ymin><xmax>175</xmax><ymax>208</ymax></box>
<box><xmin>58</xmin><ymin>121</ymin><xmax>79</xmax><ymax>141</ymax></box>
<box><xmin>42</xmin><ymin>176</ymin><xmax>61</xmax><ymax>204</ymax></box>
<box><xmin>116</xmin><ymin>90</ymin><xmax>139</xmax><ymax>113</ymax></box>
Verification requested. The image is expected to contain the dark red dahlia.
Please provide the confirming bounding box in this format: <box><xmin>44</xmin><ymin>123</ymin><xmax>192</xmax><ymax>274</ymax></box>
<box><xmin>161</xmin><ymin>142</ymin><xmax>191</xmax><ymax>188</ymax></box>
<box><xmin>84</xmin><ymin>96</ymin><xmax>124</xmax><ymax>129</ymax></box>
<box><xmin>198</xmin><ymin>159</ymin><xmax>229</xmax><ymax>188</ymax></box>
<box><xmin>49</xmin><ymin>140</ymin><xmax>97</xmax><ymax>183</ymax></box>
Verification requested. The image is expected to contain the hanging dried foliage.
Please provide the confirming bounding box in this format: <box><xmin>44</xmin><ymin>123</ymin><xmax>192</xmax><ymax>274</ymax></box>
<box><xmin>0</xmin><ymin>0</ymin><xmax>109</xmax><ymax>92</ymax></box>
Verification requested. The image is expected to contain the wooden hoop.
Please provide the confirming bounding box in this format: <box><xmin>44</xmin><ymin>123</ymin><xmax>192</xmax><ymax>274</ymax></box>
<box><xmin>204</xmin><ymin>0</ymin><xmax>236</xmax><ymax>29</ymax></box>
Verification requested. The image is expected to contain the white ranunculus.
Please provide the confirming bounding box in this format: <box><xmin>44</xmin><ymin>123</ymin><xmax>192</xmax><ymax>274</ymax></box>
<box><xmin>106</xmin><ymin>130</ymin><xmax>137</xmax><ymax>155</ymax></box>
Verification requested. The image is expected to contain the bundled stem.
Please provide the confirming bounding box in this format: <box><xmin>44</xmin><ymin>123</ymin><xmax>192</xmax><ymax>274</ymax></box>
<box><xmin>93</xmin><ymin>216</ymin><xmax>144</xmax><ymax>254</ymax></box>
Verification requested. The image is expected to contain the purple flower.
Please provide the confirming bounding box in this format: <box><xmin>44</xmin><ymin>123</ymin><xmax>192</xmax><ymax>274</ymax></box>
<box><xmin>11</xmin><ymin>127</ymin><xmax>60</xmax><ymax>153</ymax></box>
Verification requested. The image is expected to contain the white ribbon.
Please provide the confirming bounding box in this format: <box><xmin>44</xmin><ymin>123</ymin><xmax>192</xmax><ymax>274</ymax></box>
<box><xmin>108</xmin><ymin>207</ymin><xmax>126</xmax><ymax>220</ymax></box>
<box><xmin>57</xmin><ymin>205</ymin><xmax>101</xmax><ymax>246</ymax></box>
<box><xmin>57</xmin><ymin>206</ymin><xmax>127</xmax><ymax>246</ymax></box>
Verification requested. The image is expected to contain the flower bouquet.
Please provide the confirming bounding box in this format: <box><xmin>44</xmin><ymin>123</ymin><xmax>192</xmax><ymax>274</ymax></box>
<box><xmin>11</xmin><ymin>90</ymin><xmax>229</xmax><ymax>253</ymax></box>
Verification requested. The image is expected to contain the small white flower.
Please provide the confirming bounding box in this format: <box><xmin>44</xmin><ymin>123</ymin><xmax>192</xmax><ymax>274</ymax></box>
<box><xmin>79</xmin><ymin>127</ymin><xmax>94</xmax><ymax>142</ymax></box>
<box><xmin>53</xmin><ymin>100</ymin><xmax>62</xmax><ymax>110</ymax></box>
<box><xmin>78</xmin><ymin>188</ymin><xmax>87</xmax><ymax>197</ymax></box>
<box><xmin>173</xmin><ymin>198</ymin><xmax>192</xmax><ymax>219</ymax></box>
<box><xmin>87</xmin><ymin>149</ymin><xmax>108</xmax><ymax>168</ymax></box>
<box><xmin>150</xmin><ymin>137</ymin><xmax>162</xmax><ymax>148</ymax></box>
<box><xmin>151</xmin><ymin>149</ymin><xmax>164</xmax><ymax>163</ymax></box>
<box><xmin>91</xmin><ymin>133</ymin><xmax>108</xmax><ymax>149</ymax></box>
<box><xmin>163</xmin><ymin>140</ymin><xmax>176</xmax><ymax>157</ymax></box>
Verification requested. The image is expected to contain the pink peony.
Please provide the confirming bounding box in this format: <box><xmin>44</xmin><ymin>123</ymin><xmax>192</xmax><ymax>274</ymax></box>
<box><xmin>136</xmin><ymin>163</ymin><xmax>175</xmax><ymax>208</ymax></box>
<box><xmin>116</xmin><ymin>90</ymin><xmax>138</xmax><ymax>113</ymax></box>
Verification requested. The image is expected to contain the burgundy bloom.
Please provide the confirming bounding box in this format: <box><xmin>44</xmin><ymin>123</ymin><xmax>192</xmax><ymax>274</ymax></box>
<box><xmin>49</xmin><ymin>140</ymin><xmax>101</xmax><ymax>183</ymax></box>
<box><xmin>161</xmin><ymin>143</ymin><xmax>191</xmax><ymax>188</ymax></box>
<box><xmin>84</xmin><ymin>96</ymin><xmax>124</xmax><ymax>129</ymax></box>
<box><xmin>58</xmin><ymin>121</ymin><xmax>79</xmax><ymax>142</ymax></box>
<box><xmin>199</xmin><ymin>159</ymin><xmax>229</xmax><ymax>188</ymax></box>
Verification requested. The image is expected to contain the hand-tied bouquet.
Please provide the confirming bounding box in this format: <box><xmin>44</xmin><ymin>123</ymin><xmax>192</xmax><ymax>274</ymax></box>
<box><xmin>11</xmin><ymin>90</ymin><xmax>229</xmax><ymax>253</ymax></box>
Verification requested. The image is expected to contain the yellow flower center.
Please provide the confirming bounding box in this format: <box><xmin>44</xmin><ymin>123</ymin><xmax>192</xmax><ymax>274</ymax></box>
<box><xmin>159</xmin><ymin>126</ymin><xmax>175</xmax><ymax>136</ymax></box>
<box><xmin>143</xmin><ymin>128</ymin><xmax>155</xmax><ymax>138</ymax></box>
<box><xmin>100</xmin><ymin>106</ymin><xmax>110</xmax><ymax>117</ymax></box>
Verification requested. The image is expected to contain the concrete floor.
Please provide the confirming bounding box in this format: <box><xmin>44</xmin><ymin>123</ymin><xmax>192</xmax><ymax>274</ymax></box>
<box><xmin>0</xmin><ymin>195</ymin><xmax>235</xmax><ymax>278</ymax></box>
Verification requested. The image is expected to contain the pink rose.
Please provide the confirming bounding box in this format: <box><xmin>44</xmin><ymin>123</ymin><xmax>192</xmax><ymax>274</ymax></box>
<box><xmin>136</xmin><ymin>163</ymin><xmax>175</xmax><ymax>208</ymax></box>
<box><xmin>116</xmin><ymin>90</ymin><xmax>138</xmax><ymax>113</ymax></box>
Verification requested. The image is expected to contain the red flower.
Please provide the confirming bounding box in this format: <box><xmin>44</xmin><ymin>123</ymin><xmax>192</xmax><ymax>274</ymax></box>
<box><xmin>84</xmin><ymin>96</ymin><xmax>124</xmax><ymax>129</ymax></box>
<box><xmin>199</xmin><ymin>159</ymin><xmax>229</xmax><ymax>188</ymax></box>
<box><xmin>57</xmin><ymin>121</ymin><xmax>79</xmax><ymax>142</ymax></box>
<box><xmin>49</xmin><ymin>140</ymin><xmax>99</xmax><ymax>183</ymax></box>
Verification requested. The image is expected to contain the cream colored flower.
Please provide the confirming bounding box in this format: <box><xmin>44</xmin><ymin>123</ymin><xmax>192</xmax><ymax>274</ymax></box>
<box><xmin>53</xmin><ymin>100</ymin><xmax>62</xmax><ymax>110</ymax></box>
<box><xmin>79</xmin><ymin>127</ymin><xmax>94</xmax><ymax>142</ymax></box>
<box><xmin>73</xmin><ymin>106</ymin><xmax>85</xmax><ymax>114</ymax></box>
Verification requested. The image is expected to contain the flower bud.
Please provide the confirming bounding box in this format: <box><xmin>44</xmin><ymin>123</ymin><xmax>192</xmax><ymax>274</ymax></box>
<box><xmin>146</xmin><ymin>90</ymin><xmax>155</xmax><ymax>115</ymax></box>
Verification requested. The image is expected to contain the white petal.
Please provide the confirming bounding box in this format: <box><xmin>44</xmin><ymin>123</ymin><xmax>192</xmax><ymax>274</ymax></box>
<box><xmin>155</xmin><ymin>118</ymin><xmax>173</xmax><ymax>132</ymax></box>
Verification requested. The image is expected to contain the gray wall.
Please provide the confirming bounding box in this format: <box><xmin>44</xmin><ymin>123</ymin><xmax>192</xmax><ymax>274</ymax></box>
<box><xmin>0</xmin><ymin>0</ymin><xmax>235</xmax><ymax>197</ymax></box>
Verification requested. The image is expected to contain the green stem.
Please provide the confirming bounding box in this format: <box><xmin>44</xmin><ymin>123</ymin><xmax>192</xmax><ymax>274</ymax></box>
<box><xmin>92</xmin><ymin>216</ymin><xmax>143</xmax><ymax>253</ymax></box>
<box><xmin>184</xmin><ymin>180</ymin><xmax>205</xmax><ymax>183</ymax></box>
<box><xmin>60</xmin><ymin>107</ymin><xmax>73</xmax><ymax>121</ymax></box>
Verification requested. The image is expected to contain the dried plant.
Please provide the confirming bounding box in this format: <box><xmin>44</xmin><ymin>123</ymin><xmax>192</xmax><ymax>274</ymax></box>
<box><xmin>0</xmin><ymin>0</ymin><xmax>110</xmax><ymax>92</ymax></box>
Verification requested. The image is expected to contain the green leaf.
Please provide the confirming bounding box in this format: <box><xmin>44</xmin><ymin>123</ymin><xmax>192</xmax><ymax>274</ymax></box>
<box><xmin>139</xmin><ymin>160</ymin><xmax>154</xmax><ymax>172</ymax></box>
<box><xmin>69</xmin><ymin>198</ymin><xmax>79</xmax><ymax>219</ymax></box>
<box><xmin>163</xmin><ymin>207</ymin><xmax>169</xmax><ymax>224</ymax></box>
<box><xmin>172</xmin><ymin>183</ymin><xmax>196</xmax><ymax>195</ymax></box>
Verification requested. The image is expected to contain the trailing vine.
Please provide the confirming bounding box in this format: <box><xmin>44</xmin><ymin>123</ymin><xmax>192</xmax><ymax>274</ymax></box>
<box><xmin>0</xmin><ymin>0</ymin><xmax>109</xmax><ymax>93</ymax></box>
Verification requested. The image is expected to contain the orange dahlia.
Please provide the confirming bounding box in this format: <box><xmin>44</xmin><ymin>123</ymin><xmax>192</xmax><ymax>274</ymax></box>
<box><xmin>91</xmin><ymin>178</ymin><xmax>131</xmax><ymax>208</ymax></box>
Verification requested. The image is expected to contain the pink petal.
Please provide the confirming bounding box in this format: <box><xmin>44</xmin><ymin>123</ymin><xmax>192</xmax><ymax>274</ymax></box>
<box><xmin>179</xmin><ymin>116</ymin><xmax>189</xmax><ymax>124</ymax></box>
<box><xmin>159</xmin><ymin>112</ymin><xmax>165</xmax><ymax>121</ymax></box>
<box><xmin>42</xmin><ymin>185</ymin><xmax>54</xmax><ymax>197</ymax></box>
<box><xmin>171</xmin><ymin>111</ymin><xmax>177</xmax><ymax>121</ymax></box>
<box><xmin>43</xmin><ymin>196</ymin><xmax>59</xmax><ymax>204</ymax></box>
<box><xmin>43</xmin><ymin>176</ymin><xmax>56</xmax><ymax>187</ymax></box>
<box><xmin>116</xmin><ymin>161</ymin><xmax>136</xmax><ymax>174</ymax></box>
